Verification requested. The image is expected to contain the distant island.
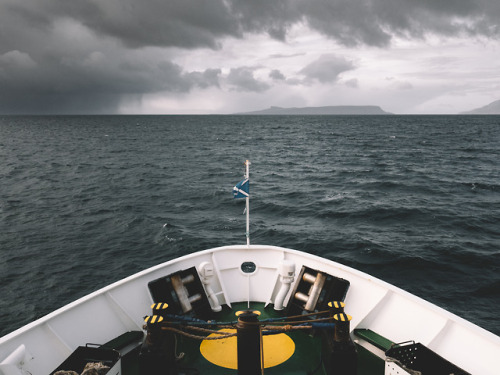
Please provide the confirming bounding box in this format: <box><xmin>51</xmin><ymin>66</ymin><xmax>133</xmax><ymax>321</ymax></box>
<box><xmin>238</xmin><ymin>105</ymin><xmax>392</xmax><ymax>115</ymax></box>
<box><xmin>462</xmin><ymin>100</ymin><xmax>500</xmax><ymax>114</ymax></box>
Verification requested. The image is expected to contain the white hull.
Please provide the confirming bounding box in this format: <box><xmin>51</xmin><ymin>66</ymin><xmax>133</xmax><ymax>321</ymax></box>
<box><xmin>1</xmin><ymin>245</ymin><xmax>499</xmax><ymax>374</ymax></box>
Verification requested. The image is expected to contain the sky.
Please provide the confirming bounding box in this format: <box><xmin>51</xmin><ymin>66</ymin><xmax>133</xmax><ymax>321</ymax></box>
<box><xmin>0</xmin><ymin>0</ymin><xmax>499</xmax><ymax>114</ymax></box>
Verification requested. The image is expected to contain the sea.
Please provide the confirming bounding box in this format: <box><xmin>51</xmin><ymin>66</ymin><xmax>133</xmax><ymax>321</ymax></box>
<box><xmin>1</xmin><ymin>115</ymin><xmax>499</xmax><ymax>338</ymax></box>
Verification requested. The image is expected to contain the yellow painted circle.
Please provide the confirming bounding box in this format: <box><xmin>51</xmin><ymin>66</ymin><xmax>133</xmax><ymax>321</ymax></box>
<box><xmin>200</xmin><ymin>329</ymin><xmax>295</xmax><ymax>370</ymax></box>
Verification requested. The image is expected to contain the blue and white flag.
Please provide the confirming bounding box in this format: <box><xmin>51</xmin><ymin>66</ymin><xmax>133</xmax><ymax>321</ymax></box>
<box><xmin>233</xmin><ymin>178</ymin><xmax>249</xmax><ymax>199</ymax></box>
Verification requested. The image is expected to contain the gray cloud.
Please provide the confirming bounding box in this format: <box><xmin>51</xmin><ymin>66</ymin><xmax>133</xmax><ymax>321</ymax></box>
<box><xmin>344</xmin><ymin>78</ymin><xmax>359</xmax><ymax>88</ymax></box>
<box><xmin>229</xmin><ymin>0</ymin><xmax>300</xmax><ymax>41</ymax></box>
<box><xmin>0</xmin><ymin>50</ymin><xmax>37</xmax><ymax>69</ymax></box>
<box><xmin>1</xmin><ymin>0</ymin><xmax>239</xmax><ymax>50</ymax></box>
<box><xmin>185</xmin><ymin>69</ymin><xmax>222</xmax><ymax>89</ymax></box>
<box><xmin>0</xmin><ymin>43</ymin><xmax>221</xmax><ymax>113</ymax></box>
<box><xmin>0</xmin><ymin>93</ymin><xmax>125</xmax><ymax>115</ymax></box>
<box><xmin>269</xmin><ymin>53</ymin><xmax>306</xmax><ymax>59</ymax></box>
<box><xmin>269</xmin><ymin>69</ymin><xmax>286</xmax><ymax>80</ymax></box>
<box><xmin>3</xmin><ymin>0</ymin><xmax>498</xmax><ymax>51</ymax></box>
<box><xmin>299</xmin><ymin>55</ymin><xmax>356</xmax><ymax>83</ymax></box>
<box><xmin>1</xmin><ymin>0</ymin><xmax>499</xmax><ymax>113</ymax></box>
<box><xmin>227</xmin><ymin>67</ymin><xmax>270</xmax><ymax>92</ymax></box>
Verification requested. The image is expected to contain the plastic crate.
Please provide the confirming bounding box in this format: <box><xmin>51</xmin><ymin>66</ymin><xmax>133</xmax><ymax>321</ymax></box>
<box><xmin>50</xmin><ymin>345</ymin><xmax>121</xmax><ymax>375</ymax></box>
<box><xmin>385</xmin><ymin>341</ymin><xmax>470</xmax><ymax>375</ymax></box>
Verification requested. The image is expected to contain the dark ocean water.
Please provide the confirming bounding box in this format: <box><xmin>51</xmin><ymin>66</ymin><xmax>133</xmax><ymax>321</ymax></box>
<box><xmin>1</xmin><ymin>115</ymin><xmax>499</xmax><ymax>338</ymax></box>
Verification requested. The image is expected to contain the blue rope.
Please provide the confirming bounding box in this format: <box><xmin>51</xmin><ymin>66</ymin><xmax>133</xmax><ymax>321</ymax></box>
<box><xmin>160</xmin><ymin>314</ymin><xmax>335</xmax><ymax>331</ymax></box>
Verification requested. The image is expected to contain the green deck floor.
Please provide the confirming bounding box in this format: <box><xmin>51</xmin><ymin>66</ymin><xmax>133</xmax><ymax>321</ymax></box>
<box><xmin>121</xmin><ymin>302</ymin><xmax>385</xmax><ymax>375</ymax></box>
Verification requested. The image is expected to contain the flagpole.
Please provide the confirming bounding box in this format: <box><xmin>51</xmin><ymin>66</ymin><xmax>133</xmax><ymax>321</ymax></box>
<box><xmin>232</xmin><ymin>162</ymin><xmax>250</xmax><ymax>244</ymax></box>
<box><xmin>245</xmin><ymin>160</ymin><xmax>250</xmax><ymax>246</ymax></box>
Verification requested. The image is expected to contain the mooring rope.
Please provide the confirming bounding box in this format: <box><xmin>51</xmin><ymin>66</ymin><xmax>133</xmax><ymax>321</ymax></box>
<box><xmin>162</xmin><ymin>326</ymin><xmax>238</xmax><ymax>340</ymax></box>
<box><xmin>160</xmin><ymin>322</ymin><xmax>321</xmax><ymax>340</ymax></box>
<box><xmin>151</xmin><ymin>308</ymin><xmax>336</xmax><ymax>341</ymax></box>
<box><xmin>264</xmin><ymin>316</ymin><xmax>333</xmax><ymax>325</ymax></box>
<box><xmin>260</xmin><ymin>309</ymin><xmax>330</xmax><ymax>323</ymax></box>
<box><xmin>181</xmin><ymin>325</ymin><xmax>235</xmax><ymax>334</ymax></box>
<box><xmin>263</xmin><ymin>324</ymin><xmax>312</xmax><ymax>331</ymax></box>
<box><xmin>162</xmin><ymin>309</ymin><xmax>331</xmax><ymax>327</ymax></box>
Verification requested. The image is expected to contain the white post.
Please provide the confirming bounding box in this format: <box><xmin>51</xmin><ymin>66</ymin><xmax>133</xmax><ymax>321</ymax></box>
<box><xmin>245</xmin><ymin>160</ymin><xmax>250</xmax><ymax>246</ymax></box>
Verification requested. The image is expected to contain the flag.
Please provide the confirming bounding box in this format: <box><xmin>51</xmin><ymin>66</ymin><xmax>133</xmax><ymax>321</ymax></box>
<box><xmin>233</xmin><ymin>178</ymin><xmax>249</xmax><ymax>199</ymax></box>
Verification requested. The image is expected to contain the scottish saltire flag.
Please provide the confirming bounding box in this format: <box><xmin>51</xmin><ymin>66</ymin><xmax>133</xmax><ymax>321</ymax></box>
<box><xmin>233</xmin><ymin>178</ymin><xmax>249</xmax><ymax>199</ymax></box>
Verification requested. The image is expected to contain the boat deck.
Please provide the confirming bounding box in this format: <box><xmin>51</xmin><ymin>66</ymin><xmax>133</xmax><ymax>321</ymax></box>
<box><xmin>116</xmin><ymin>302</ymin><xmax>384</xmax><ymax>375</ymax></box>
<box><xmin>6</xmin><ymin>245</ymin><xmax>493</xmax><ymax>375</ymax></box>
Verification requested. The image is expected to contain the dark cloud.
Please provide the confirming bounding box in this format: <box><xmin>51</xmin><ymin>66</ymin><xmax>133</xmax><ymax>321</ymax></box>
<box><xmin>0</xmin><ymin>92</ymin><xmax>125</xmax><ymax>115</ymax></box>
<box><xmin>229</xmin><ymin>0</ymin><xmax>300</xmax><ymax>41</ymax></box>
<box><xmin>3</xmin><ymin>0</ymin><xmax>498</xmax><ymax>51</ymax></box>
<box><xmin>300</xmin><ymin>2</ymin><xmax>392</xmax><ymax>47</ymax></box>
<box><xmin>299</xmin><ymin>54</ymin><xmax>356</xmax><ymax>83</ymax></box>
<box><xmin>0</xmin><ymin>0</ymin><xmax>499</xmax><ymax>113</ymax></box>
<box><xmin>0</xmin><ymin>43</ymin><xmax>221</xmax><ymax>113</ymax></box>
<box><xmin>1</xmin><ymin>0</ymin><xmax>239</xmax><ymax>50</ymax></box>
<box><xmin>227</xmin><ymin>68</ymin><xmax>270</xmax><ymax>92</ymax></box>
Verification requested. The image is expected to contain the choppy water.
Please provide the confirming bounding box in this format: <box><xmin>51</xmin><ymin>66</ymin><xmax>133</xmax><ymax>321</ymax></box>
<box><xmin>1</xmin><ymin>115</ymin><xmax>499</xmax><ymax>337</ymax></box>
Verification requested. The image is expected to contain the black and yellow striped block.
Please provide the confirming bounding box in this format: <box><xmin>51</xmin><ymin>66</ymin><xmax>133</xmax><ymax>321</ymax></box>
<box><xmin>333</xmin><ymin>313</ymin><xmax>352</xmax><ymax>322</ymax></box>
<box><xmin>151</xmin><ymin>302</ymin><xmax>168</xmax><ymax>310</ymax></box>
<box><xmin>144</xmin><ymin>315</ymin><xmax>164</xmax><ymax>324</ymax></box>
<box><xmin>328</xmin><ymin>301</ymin><xmax>345</xmax><ymax>310</ymax></box>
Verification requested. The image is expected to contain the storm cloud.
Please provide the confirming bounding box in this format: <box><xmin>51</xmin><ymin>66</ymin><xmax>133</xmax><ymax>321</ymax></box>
<box><xmin>1</xmin><ymin>0</ymin><xmax>499</xmax><ymax>113</ymax></box>
<box><xmin>4</xmin><ymin>0</ymin><xmax>497</xmax><ymax>49</ymax></box>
